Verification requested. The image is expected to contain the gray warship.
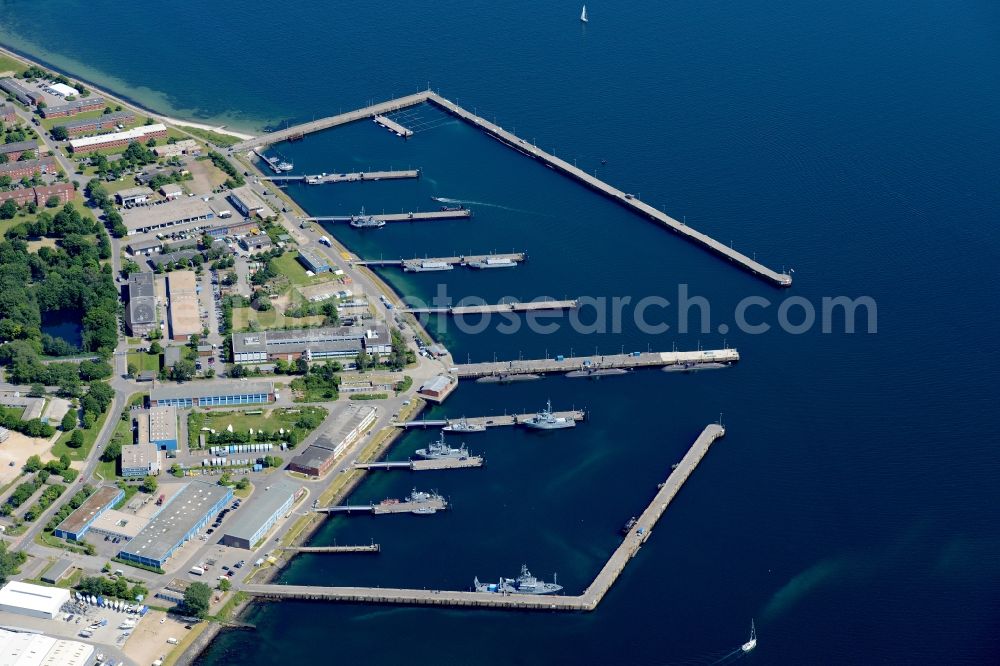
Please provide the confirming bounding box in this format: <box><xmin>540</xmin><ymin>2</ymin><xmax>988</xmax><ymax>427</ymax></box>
<box><xmin>442</xmin><ymin>417</ymin><xmax>486</xmax><ymax>434</ymax></box>
<box><xmin>523</xmin><ymin>400</ymin><xmax>575</xmax><ymax>430</ymax></box>
<box><xmin>413</xmin><ymin>432</ymin><xmax>471</xmax><ymax>460</ymax></box>
<box><xmin>474</xmin><ymin>565</ymin><xmax>562</xmax><ymax>595</ymax></box>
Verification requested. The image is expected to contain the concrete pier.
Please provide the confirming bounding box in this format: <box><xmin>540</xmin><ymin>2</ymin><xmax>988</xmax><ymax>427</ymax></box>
<box><xmin>262</xmin><ymin>170</ymin><xmax>420</xmax><ymax>184</ymax></box>
<box><xmin>406</xmin><ymin>298</ymin><xmax>577</xmax><ymax>315</ymax></box>
<box><xmin>282</xmin><ymin>544</ymin><xmax>381</xmax><ymax>553</ymax></box>
<box><xmin>452</xmin><ymin>349</ymin><xmax>739</xmax><ymax>379</ymax></box>
<box><xmin>393</xmin><ymin>410</ymin><xmax>586</xmax><ymax>429</ymax></box>
<box><xmin>235</xmin><ymin>90</ymin><xmax>790</xmax><ymax>286</ymax></box>
<box><xmin>355</xmin><ymin>457</ymin><xmax>485</xmax><ymax>471</ymax></box>
<box><xmin>241</xmin><ymin>424</ymin><xmax>725</xmax><ymax>611</ymax></box>
<box><xmin>353</xmin><ymin>252</ymin><xmax>526</xmax><ymax>270</ymax></box>
<box><xmin>319</xmin><ymin>495</ymin><xmax>449</xmax><ymax>516</ymax></box>
<box><xmin>304</xmin><ymin>209</ymin><xmax>472</xmax><ymax>223</ymax></box>
<box><xmin>373</xmin><ymin>114</ymin><xmax>414</xmax><ymax>138</ymax></box>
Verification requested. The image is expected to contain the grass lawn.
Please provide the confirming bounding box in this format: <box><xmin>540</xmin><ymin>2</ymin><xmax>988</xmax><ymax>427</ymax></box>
<box><xmin>113</xmin><ymin>484</ymin><xmax>138</xmax><ymax>509</ymax></box>
<box><xmin>272</xmin><ymin>252</ymin><xmax>335</xmax><ymax>287</ymax></box>
<box><xmin>232</xmin><ymin>481</ymin><xmax>253</xmax><ymax>499</ymax></box>
<box><xmin>187</xmin><ymin>405</ymin><xmax>327</xmax><ymax>448</ymax></box>
<box><xmin>230</xmin><ymin>306</ymin><xmax>324</xmax><ymax>331</ymax></box>
<box><xmin>127</xmin><ymin>351</ymin><xmax>160</xmax><ymax>373</ymax></box>
<box><xmin>0</xmin><ymin>405</ymin><xmax>25</xmax><ymax>420</ymax></box>
<box><xmin>177</xmin><ymin>125</ymin><xmax>240</xmax><ymax>148</ymax></box>
<box><xmin>51</xmin><ymin>404</ymin><xmax>111</xmax><ymax>462</ymax></box>
<box><xmin>0</xmin><ymin>54</ymin><xmax>25</xmax><ymax>76</ymax></box>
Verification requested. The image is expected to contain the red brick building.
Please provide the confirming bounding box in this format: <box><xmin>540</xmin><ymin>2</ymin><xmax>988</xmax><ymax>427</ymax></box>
<box><xmin>0</xmin><ymin>188</ymin><xmax>36</xmax><ymax>207</ymax></box>
<box><xmin>0</xmin><ymin>140</ymin><xmax>38</xmax><ymax>162</ymax></box>
<box><xmin>0</xmin><ymin>156</ymin><xmax>56</xmax><ymax>181</ymax></box>
<box><xmin>68</xmin><ymin>124</ymin><xmax>167</xmax><ymax>154</ymax></box>
<box><xmin>39</xmin><ymin>97</ymin><xmax>106</xmax><ymax>119</ymax></box>
<box><xmin>33</xmin><ymin>182</ymin><xmax>74</xmax><ymax>205</ymax></box>
<box><xmin>0</xmin><ymin>103</ymin><xmax>16</xmax><ymax>123</ymax></box>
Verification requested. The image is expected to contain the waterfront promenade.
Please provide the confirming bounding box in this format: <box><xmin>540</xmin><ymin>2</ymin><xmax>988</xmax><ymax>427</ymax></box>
<box><xmin>240</xmin><ymin>424</ymin><xmax>726</xmax><ymax>611</ymax></box>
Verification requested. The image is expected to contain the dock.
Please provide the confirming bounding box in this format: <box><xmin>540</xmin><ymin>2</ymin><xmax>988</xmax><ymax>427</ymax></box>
<box><xmin>405</xmin><ymin>298</ymin><xmax>577</xmax><ymax>315</ymax></box>
<box><xmin>354</xmin><ymin>457</ymin><xmax>484</xmax><ymax>471</ymax></box>
<box><xmin>240</xmin><ymin>424</ymin><xmax>725</xmax><ymax>610</ymax></box>
<box><xmin>318</xmin><ymin>495</ymin><xmax>449</xmax><ymax>516</ymax></box>
<box><xmin>234</xmin><ymin>91</ymin><xmax>790</xmax><ymax>287</ymax></box>
<box><xmin>393</xmin><ymin>410</ymin><xmax>585</xmax><ymax>429</ymax></box>
<box><xmin>373</xmin><ymin>114</ymin><xmax>414</xmax><ymax>138</ymax></box>
<box><xmin>282</xmin><ymin>544</ymin><xmax>381</xmax><ymax>553</ymax></box>
<box><xmin>303</xmin><ymin>209</ymin><xmax>472</xmax><ymax>223</ymax></box>
<box><xmin>261</xmin><ymin>170</ymin><xmax>420</xmax><ymax>185</ymax></box>
<box><xmin>353</xmin><ymin>252</ymin><xmax>525</xmax><ymax>270</ymax></box>
<box><xmin>452</xmin><ymin>349</ymin><xmax>739</xmax><ymax>379</ymax></box>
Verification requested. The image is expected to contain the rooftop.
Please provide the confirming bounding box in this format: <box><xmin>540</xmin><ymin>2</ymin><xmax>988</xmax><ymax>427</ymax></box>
<box><xmin>123</xmin><ymin>197</ymin><xmax>215</xmax><ymax>232</ymax></box>
<box><xmin>120</xmin><ymin>443</ymin><xmax>160</xmax><ymax>470</ymax></box>
<box><xmin>119</xmin><ymin>481</ymin><xmax>231</xmax><ymax>564</ymax></box>
<box><xmin>43</xmin><ymin>96</ymin><xmax>104</xmax><ymax>115</ymax></box>
<box><xmin>148</xmin><ymin>406</ymin><xmax>177</xmax><ymax>442</ymax></box>
<box><xmin>150</xmin><ymin>380</ymin><xmax>274</xmax><ymax>402</ymax></box>
<box><xmin>288</xmin><ymin>444</ymin><xmax>337</xmax><ymax>471</ymax></box>
<box><xmin>69</xmin><ymin>123</ymin><xmax>165</xmax><ymax>150</ymax></box>
<box><xmin>60</xmin><ymin>110</ymin><xmax>134</xmax><ymax>130</ymax></box>
<box><xmin>315</xmin><ymin>403</ymin><xmax>376</xmax><ymax>449</ymax></box>
<box><xmin>52</xmin><ymin>486</ymin><xmax>122</xmax><ymax>536</ymax></box>
<box><xmin>0</xmin><ymin>140</ymin><xmax>37</xmax><ymax>155</ymax></box>
<box><xmin>220</xmin><ymin>478</ymin><xmax>299</xmax><ymax>543</ymax></box>
<box><xmin>118</xmin><ymin>186</ymin><xmax>155</xmax><ymax>199</ymax></box>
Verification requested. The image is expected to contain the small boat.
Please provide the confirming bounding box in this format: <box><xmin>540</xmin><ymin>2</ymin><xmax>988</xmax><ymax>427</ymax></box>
<box><xmin>742</xmin><ymin>619</ymin><xmax>757</xmax><ymax>653</ymax></box>
<box><xmin>580</xmin><ymin>5</ymin><xmax>588</xmax><ymax>23</ymax></box>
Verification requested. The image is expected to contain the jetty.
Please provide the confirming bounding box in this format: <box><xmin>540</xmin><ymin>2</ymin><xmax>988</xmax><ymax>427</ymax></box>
<box><xmin>303</xmin><ymin>209</ymin><xmax>472</xmax><ymax>223</ymax></box>
<box><xmin>261</xmin><ymin>170</ymin><xmax>420</xmax><ymax>185</ymax></box>
<box><xmin>282</xmin><ymin>544</ymin><xmax>381</xmax><ymax>554</ymax></box>
<box><xmin>353</xmin><ymin>252</ymin><xmax>525</xmax><ymax>270</ymax></box>
<box><xmin>393</xmin><ymin>410</ymin><xmax>585</xmax><ymax>429</ymax></box>
<box><xmin>373</xmin><ymin>114</ymin><xmax>414</xmax><ymax>138</ymax></box>
<box><xmin>354</xmin><ymin>457</ymin><xmax>484</xmax><ymax>471</ymax></box>
<box><xmin>406</xmin><ymin>299</ymin><xmax>577</xmax><ymax>315</ymax></box>
<box><xmin>241</xmin><ymin>424</ymin><xmax>725</xmax><ymax>610</ymax></box>
<box><xmin>318</xmin><ymin>494</ymin><xmax>449</xmax><ymax>516</ymax></box>
<box><xmin>452</xmin><ymin>349</ymin><xmax>739</xmax><ymax>379</ymax></box>
<box><xmin>233</xmin><ymin>90</ymin><xmax>790</xmax><ymax>287</ymax></box>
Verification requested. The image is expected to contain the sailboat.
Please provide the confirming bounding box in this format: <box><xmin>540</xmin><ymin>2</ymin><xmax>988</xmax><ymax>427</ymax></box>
<box><xmin>741</xmin><ymin>619</ymin><xmax>757</xmax><ymax>653</ymax></box>
<box><xmin>580</xmin><ymin>5</ymin><xmax>589</xmax><ymax>23</ymax></box>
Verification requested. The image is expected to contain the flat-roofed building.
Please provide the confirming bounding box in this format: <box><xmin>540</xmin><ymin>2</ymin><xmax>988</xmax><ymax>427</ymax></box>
<box><xmin>0</xmin><ymin>139</ymin><xmax>37</xmax><ymax>161</ymax></box>
<box><xmin>160</xmin><ymin>183</ymin><xmax>183</xmax><ymax>199</ymax></box>
<box><xmin>167</xmin><ymin>270</ymin><xmax>199</xmax><ymax>340</ymax></box>
<box><xmin>59</xmin><ymin>110</ymin><xmax>135</xmax><ymax>136</ymax></box>
<box><xmin>228</xmin><ymin>185</ymin><xmax>266</xmax><ymax>217</ymax></box>
<box><xmin>51</xmin><ymin>485</ymin><xmax>124</xmax><ymax>541</ymax></box>
<box><xmin>0</xmin><ymin>581</ymin><xmax>71</xmax><ymax>619</ymax></box>
<box><xmin>149</xmin><ymin>381</ymin><xmax>275</xmax><ymax>408</ymax></box>
<box><xmin>219</xmin><ymin>478</ymin><xmax>300</xmax><ymax>549</ymax></box>
<box><xmin>120</xmin><ymin>443</ymin><xmax>162</xmax><ymax>478</ymax></box>
<box><xmin>116</xmin><ymin>185</ymin><xmax>154</xmax><ymax>205</ymax></box>
<box><xmin>39</xmin><ymin>96</ymin><xmax>104</xmax><ymax>118</ymax></box>
<box><xmin>122</xmin><ymin>196</ymin><xmax>215</xmax><ymax>235</ymax></box>
<box><xmin>126</xmin><ymin>238</ymin><xmax>162</xmax><ymax>255</ymax></box>
<box><xmin>287</xmin><ymin>404</ymin><xmax>376</xmax><ymax>477</ymax></box>
<box><xmin>117</xmin><ymin>480</ymin><xmax>233</xmax><ymax>569</ymax></box>
<box><xmin>240</xmin><ymin>234</ymin><xmax>272</xmax><ymax>252</ymax></box>
<box><xmin>68</xmin><ymin>123</ymin><xmax>167</xmax><ymax>153</ymax></box>
<box><xmin>297</xmin><ymin>247</ymin><xmax>330</xmax><ymax>273</ymax></box>
<box><xmin>126</xmin><ymin>271</ymin><xmax>156</xmax><ymax>336</ymax></box>
<box><xmin>148</xmin><ymin>405</ymin><xmax>178</xmax><ymax>450</ymax></box>
<box><xmin>0</xmin><ymin>627</ymin><xmax>95</xmax><ymax>666</ymax></box>
<box><xmin>153</xmin><ymin>138</ymin><xmax>198</xmax><ymax>157</ymax></box>
<box><xmin>231</xmin><ymin>326</ymin><xmax>384</xmax><ymax>364</ymax></box>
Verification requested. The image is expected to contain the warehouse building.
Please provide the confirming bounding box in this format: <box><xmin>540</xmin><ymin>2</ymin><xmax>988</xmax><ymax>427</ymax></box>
<box><xmin>160</xmin><ymin>183</ymin><xmax>183</xmax><ymax>199</ymax></box>
<box><xmin>219</xmin><ymin>479</ymin><xmax>300</xmax><ymax>550</ymax></box>
<box><xmin>149</xmin><ymin>381</ymin><xmax>275</xmax><ymax>408</ymax></box>
<box><xmin>228</xmin><ymin>185</ymin><xmax>267</xmax><ymax>217</ymax></box>
<box><xmin>122</xmin><ymin>196</ymin><xmax>215</xmax><ymax>235</ymax></box>
<box><xmin>143</xmin><ymin>405</ymin><xmax>178</xmax><ymax>450</ymax></box>
<box><xmin>231</xmin><ymin>325</ymin><xmax>389</xmax><ymax>364</ymax></box>
<box><xmin>59</xmin><ymin>110</ymin><xmax>135</xmax><ymax>136</ymax></box>
<box><xmin>0</xmin><ymin>140</ymin><xmax>37</xmax><ymax>161</ymax></box>
<box><xmin>117</xmin><ymin>480</ymin><xmax>233</xmax><ymax>569</ymax></box>
<box><xmin>116</xmin><ymin>185</ymin><xmax>154</xmax><ymax>205</ymax></box>
<box><xmin>167</xmin><ymin>270</ymin><xmax>199</xmax><ymax>341</ymax></box>
<box><xmin>121</xmin><ymin>442</ymin><xmax>162</xmax><ymax>479</ymax></box>
<box><xmin>287</xmin><ymin>404</ymin><xmax>376</xmax><ymax>477</ymax></box>
<box><xmin>52</xmin><ymin>485</ymin><xmax>124</xmax><ymax>541</ymax></box>
<box><xmin>0</xmin><ymin>77</ymin><xmax>40</xmax><ymax>106</ymax></box>
<box><xmin>126</xmin><ymin>237</ymin><xmax>162</xmax><ymax>256</ymax></box>
<box><xmin>39</xmin><ymin>96</ymin><xmax>104</xmax><ymax>118</ymax></box>
<box><xmin>297</xmin><ymin>247</ymin><xmax>330</xmax><ymax>273</ymax></box>
<box><xmin>125</xmin><ymin>271</ymin><xmax>157</xmax><ymax>336</ymax></box>
<box><xmin>68</xmin><ymin>123</ymin><xmax>167</xmax><ymax>153</ymax></box>
<box><xmin>0</xmin><ymin>627</ymin><xmax>95</xmax><ymax>666</ymax></box>
<box><xmin>0</xmin><ymin>581</ymin><xmax>71</xmax><ymax>620</ymax></box>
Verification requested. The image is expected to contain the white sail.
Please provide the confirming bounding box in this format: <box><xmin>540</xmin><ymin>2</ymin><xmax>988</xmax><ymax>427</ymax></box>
<box><xmin>580</xmin><ymin>5</ymin><xmax>588</xmax><ymax>22</ymax></box>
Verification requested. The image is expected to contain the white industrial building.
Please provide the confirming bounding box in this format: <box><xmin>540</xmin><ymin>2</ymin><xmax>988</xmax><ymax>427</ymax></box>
<box><xmin>0</xmin><ymin>581</ymin><xmax>70</xmax><ymax>619</ymax></box>
<box><xmin>0</xmin><ymin>627</ymin><xmax>95</xmax><ymax>666</ymax></box>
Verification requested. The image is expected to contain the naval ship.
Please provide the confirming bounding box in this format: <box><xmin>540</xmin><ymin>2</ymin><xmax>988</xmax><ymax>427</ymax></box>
<box><xmin>523</xmin><ymin>400</ymin><xmax>575</xmax><ymax>430</ymax></box>
<box><xmin>474</xmin><ymin>565</ymin><xmax>562</xmax><ymax>595</ymax></box>
<box><xmin>413</xmin><ymin>432</ymin><xmax>472</xmax><ymax>460</ymax></box>
<box><xmin>442</xmin><ymin>417</ymin><xmax>486</xmax><ymax>433</ymax></box>
<box><xmin>349</xmin><ymin>208</ymin><xmax>386</xmax><ymax>229</ymax></box>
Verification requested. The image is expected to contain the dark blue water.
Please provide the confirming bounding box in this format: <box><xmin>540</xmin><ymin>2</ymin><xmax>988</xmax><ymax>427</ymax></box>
<box><xmin>40</xmin><ymin>310</ymin><xmax>83</xmax><ymax>349</ymax></box>
<box><xmin>3</xmin><ymin>1</ymin><xmax>998</xmax><ymax>664</ymax></box>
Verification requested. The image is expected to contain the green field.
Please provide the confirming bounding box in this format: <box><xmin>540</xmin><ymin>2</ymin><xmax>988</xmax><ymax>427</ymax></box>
<box><xmin>51</xmin><ymin>406</ymin><xmax>111</xmax><ymax>462</ymax></box>
<box><xmin>272</xmin><ymin>252</ymin><xmax>335</xmax><ymax>286</ymax></box>
<box><xmin>0</xmin><ymin>404</ymin><xmax>25</xmax><ymax>421</ymax></box>
<box><xmin>0</xmin><ymin>54</ymin><xmax>25</xmax><ymax>76</ymax></box>
<box><xmin>177</xmin><ymin>125</ymin><xmax>240</xmax><ymax>147</ymax></box>
<box><xmin>230</xmin><ymin>306</ymin><xmax>324</xmax><ymax>331</ymax></box>
<box><xmin>187</xmin><ymin>406</ymin><xmax>327</xmax><ymax>448</ymax></box>
<box><xmin>127</xmin><ymin>351</ymin><xmax>161</xmax><ymax>373</ymax></box>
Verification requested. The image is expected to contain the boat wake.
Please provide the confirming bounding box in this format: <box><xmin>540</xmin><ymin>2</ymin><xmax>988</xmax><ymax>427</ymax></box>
<box><xmin>430</xmin><ymin>196</ymin><xmax>538</xmax><ymax>215</ymax></box>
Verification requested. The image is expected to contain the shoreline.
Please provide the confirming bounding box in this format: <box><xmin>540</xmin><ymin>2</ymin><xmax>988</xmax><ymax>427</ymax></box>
<box><xmin>0</xmin><ymin>41</ymin><xmax>257</xmax><ymax>140</ymax></box>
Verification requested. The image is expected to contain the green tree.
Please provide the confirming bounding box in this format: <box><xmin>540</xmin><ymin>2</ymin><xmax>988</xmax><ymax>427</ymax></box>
<box><xmin>101</xmin><ymin>439</ymin><xmax>121</xmax><ymax>463</ymax></box>
<box><xmin>139</xmin><ymin>475</ymin><xmax>157</xmax><ymax>493</ymax></box>
<box><xmin>0</xmin><ymin>199</ymin><xmax>17</xmax><ymax>220</ymax></box>
<box><xmin>50</xmin><ymin>126</ymin><xmax>68</xmax><ymax>141</ymax></box>
<box><xmin>0</xmin><ymin>542</ymin><xmax>28</xmax><ymax>587</ymax></box>
<box><xmin>235</xmin><ymin>478</ymin><xmax>250</xmax><ymax>491</ymax></box>
<box><xmin>148</xmin><ymin>340</ymin><xmax>162</xmax><ymax>355</ymax></box>
<box><xmin>60</xmin><ymin>411</ymin><xmax>76</xmax><ymax>431</ymax></box>
<box><xmin>24</xmin><ymin>455</ymin><xmax>42</xmax><ymax>472</ymax></box>
<box><xmin>183</xmin><ymin>582</ymin><xmax>212</xmax><ymax>618</ymax></box>
<box><xmin>217</xmin><ymin>577</ymin><xmax>231</xmax><ymax>592</ymax></box>
<box><xmin>67</xmin><ymin>429</ymin><xmax>84</xmax><ymax>449</ymax></box>
<box><xmin>170</xmin><ymin>358</ymin><xmax>196</xmax><ymax>382</ymax></box>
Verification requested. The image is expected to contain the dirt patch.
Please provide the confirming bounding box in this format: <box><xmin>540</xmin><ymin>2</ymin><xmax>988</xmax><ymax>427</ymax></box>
<box><xmin>124</xmin><ymin>610</ymin><xmax>189</xmax><ymax>666</ymax></box>
<box><xmin>0</xmin><ymin>431</ymin><xmax>58</xmax><ymax>484</ymax></box>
